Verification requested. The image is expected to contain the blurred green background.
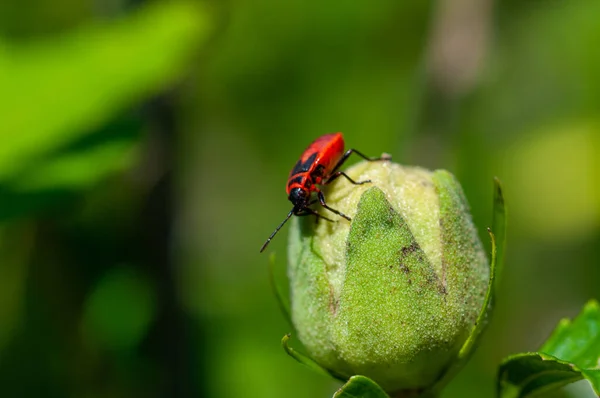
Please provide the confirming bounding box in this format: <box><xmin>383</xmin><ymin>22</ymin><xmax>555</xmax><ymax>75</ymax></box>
<box><xmin>0</xmin><ymin>0</ymin><xmax>599</xmax><ymax>397</ymax></box>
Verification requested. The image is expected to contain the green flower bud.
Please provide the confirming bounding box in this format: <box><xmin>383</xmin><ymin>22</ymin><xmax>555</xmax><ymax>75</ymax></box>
<box><xmin>287</xmin><ymin>161</ymin><xmax>489</xmax><ymax>395</ymax></box>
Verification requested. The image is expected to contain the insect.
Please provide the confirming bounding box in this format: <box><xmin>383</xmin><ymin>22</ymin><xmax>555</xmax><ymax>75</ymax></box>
<box><xmin>260</xmin><ymin>132</ymin><xmax>390</xmax><ymax>252</ymax></box>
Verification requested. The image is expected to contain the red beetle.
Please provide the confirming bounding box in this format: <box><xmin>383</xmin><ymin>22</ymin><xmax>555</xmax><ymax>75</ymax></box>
<box><xmin>260</xmin><ymin>132</ymin><xmax>390</xmax><ymax>252</ymax></box>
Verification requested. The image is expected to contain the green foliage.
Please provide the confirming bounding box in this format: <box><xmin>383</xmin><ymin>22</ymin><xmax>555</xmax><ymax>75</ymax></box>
<box><xmin>281</xmin><ymin>334</ymin><xmax>335</xmax><ymax>379</ymax></box>
<box><xmin>459</xmin><ymin>179</ymin><xmax>505</xmax><ymax>358</ymax></box>
<box><xmin>0</xmin><ymin>2</ymin><xmax>210</xmax><ymax>396</ymax></box>
<box><xmin>0</xmin><ymin>0</ymin><xmax>209</xmax><ymax>189</ymax></box>
<box><xmin>497</xmin><ymin>300</ymin><xmax>600</xmax><ymax>397</ymax></box>
<box><xmin>269</xmin><ymin>253</ymin><xmax>292</xmax><ymax>326</ymax></box>
<box><xmin>333</xmin><ymin>376</ymin><xmax>390</xmax><ymax>398</ymax></box>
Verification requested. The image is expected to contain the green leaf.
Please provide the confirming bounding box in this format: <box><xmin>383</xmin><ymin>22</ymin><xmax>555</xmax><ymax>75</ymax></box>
<box><xmin>456</xmin><ymin>177</ymin><xmax>507</xmax><ymax>361</ymax></box>
<box><xmin>11</xmin><ymin>140</ymin><xmax>138</xmax><ymax>192</ymax></box>
<box><xmin>540</xmin><ymin>300</ymin><xmax>600</xmax><ymax>366</ymax></box>
<box><xmin>281</xmin><ymin>334</ymin><xmax>333</xmax><ymax>379</ymax></box>
<box><xmin>456</xmin><ymin>226</ymin><xmax>498</xmax><ymax>360</ymax></box>
<box><xmin>333</xmin><ymin>375</ymin><xmax>390</xmax><ymax>398</ymax></box>
<box><xmin>428</xmin><ymin>178</ymin><xmax>507</xmax><ymax>394</ymax></box>
<box><xmin>492</xmin><ymin>177</ymin><xmax>507</xmax><ymax>286</ymax></box>
<box><xmin>268</xmin><ymin>253</ymin><xmax>292</xmax><ymax>327</ymax></box>
<box><xmin>0</xmin><ymin>1</ymin><xmax>210</xmax><ymax>180</ymax></box>
<box><xmin>0</xmin><ymin>119</ymin><xmax>141</xmax><ymax>221</ymax></box>
<box><xmin>497</xmin><ymin>300</ymin><xmax>600</xmax><ymax>397</ymax></box>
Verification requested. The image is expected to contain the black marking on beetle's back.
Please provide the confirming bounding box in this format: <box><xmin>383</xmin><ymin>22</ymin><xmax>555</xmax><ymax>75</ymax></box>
<box><xmin>291</xmin><ymin>152</ymin><xmax>318</xmax><ymax>175</ymax></box>
<box><xmin>287</xmin><ymin>176</ymin><xmax>305</xmax><ymax>187</ymax></box>
<box><xmin>312</xmin><ymin>164</ymin><xmax>326</xmax><ymax>178</ymax></box>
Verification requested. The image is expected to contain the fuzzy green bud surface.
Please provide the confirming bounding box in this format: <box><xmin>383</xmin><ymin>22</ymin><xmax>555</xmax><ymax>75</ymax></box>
<box><xmin>287</xmin><ymin>161</ymin><xmax>489</xmax><ymax>395</ymax></box>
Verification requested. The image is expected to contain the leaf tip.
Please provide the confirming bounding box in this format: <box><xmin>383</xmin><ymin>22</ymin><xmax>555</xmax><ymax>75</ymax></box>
<box><xmin>493</xmin><ymin>176</ymin><xmax>504</xmax><ymax>197</ymax></box>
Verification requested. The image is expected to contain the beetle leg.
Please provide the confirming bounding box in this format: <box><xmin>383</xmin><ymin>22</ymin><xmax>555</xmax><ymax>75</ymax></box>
<box><xmin>330</xmin><ymin>148</ymin><xmax>391</xmax><ymax>175</ymax></box>
<box><xmin>326</xmin><ymin>171</ymin><xmax>371</xmax><ymax>185</ymax></box>
<box><xmin>317</xmin><ymin>191</ymin><xmax>351</xmax><ymax>221</ymax></box>
<box><xmin>295</xmin><ymin>207</ymin><xmax>334</xmax><ymax>223</ymax></box>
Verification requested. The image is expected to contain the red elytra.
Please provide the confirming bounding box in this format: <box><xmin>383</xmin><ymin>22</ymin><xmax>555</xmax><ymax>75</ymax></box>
<box><xmin>260</xmin><ymin>132</ymin><xmax>390</xmax><ymax>252</ymax></box>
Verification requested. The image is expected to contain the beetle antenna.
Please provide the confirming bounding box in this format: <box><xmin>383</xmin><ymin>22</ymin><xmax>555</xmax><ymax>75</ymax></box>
<box><xmin>260</xmin><ymin>208</ymin><xmax>295</xmax><ymax>253</ymax></box>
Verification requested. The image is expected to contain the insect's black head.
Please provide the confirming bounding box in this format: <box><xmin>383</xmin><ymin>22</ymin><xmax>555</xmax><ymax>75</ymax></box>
<box><xmin>289</xmin><ymin>187</ymin><xmax>309</xmax><ymax>209</ymax></box>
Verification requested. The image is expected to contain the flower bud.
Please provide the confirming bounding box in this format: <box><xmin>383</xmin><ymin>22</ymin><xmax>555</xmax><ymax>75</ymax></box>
<box><xmin>287</xmin><ymin>161</ymin><xmax>489</xmax><ymax>394</ymax></box>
